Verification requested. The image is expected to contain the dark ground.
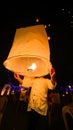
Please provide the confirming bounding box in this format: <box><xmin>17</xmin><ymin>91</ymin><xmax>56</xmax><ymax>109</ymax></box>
<box><xmin>0</xmin><ymin>94</ymin><xmax>73</xmax><ymax>130</ymax></box>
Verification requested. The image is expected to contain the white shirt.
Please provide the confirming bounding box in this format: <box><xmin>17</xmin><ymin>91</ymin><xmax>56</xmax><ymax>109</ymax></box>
<box><xmin>22</xmin><ymin>77</ymin><xmax>56</xmax><ymax>116</ymax></box>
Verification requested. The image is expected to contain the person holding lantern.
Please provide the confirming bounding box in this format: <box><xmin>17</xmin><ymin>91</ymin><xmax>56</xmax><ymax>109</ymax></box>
<box><xmin>14</xmin><ymin>67</ymin><xmax>57</xmax><ymax>130</ymax></box>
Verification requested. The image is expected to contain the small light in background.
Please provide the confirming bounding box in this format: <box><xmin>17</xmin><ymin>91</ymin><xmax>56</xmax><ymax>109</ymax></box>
<box><xmin>44</xmin><ymin>25</ymin><xmax>47</xmax><ymax>29</ymax></box>
<box><xmin>48</xmin><ymin>24</ymin><xmax>51</xmax><ymax>27</ymax></box>
<box><xmin>36</xmin><ymin>18</ymin><xmax>39</xmax><ymax>23</ymax></box>
<box><xmin>48</xmin><ymin>36</ymin><xmax>51</xmax><ymax>40</ymax></box>
<box><xmin>68</xmin><ymin>85</ymin><xmax>71</xmax><ymax>89</ymax></box>
<box><xmin>66</xmin><ymin>91</ymin><xmax>68</xmax><ymax>94</ymax></box>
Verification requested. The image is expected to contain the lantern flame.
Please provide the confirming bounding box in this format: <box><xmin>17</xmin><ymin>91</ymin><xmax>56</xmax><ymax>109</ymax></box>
<box><xmin>27</xmin><ymin>63</ymin><xmax>37</xmax><ymax>71</ymax></box>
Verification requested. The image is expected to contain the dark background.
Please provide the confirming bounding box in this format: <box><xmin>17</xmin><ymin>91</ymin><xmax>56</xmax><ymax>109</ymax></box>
<box><xmin>0</xmin><ymin>3</ymin><xmax>73</xmax><ymax>87</ymax></box>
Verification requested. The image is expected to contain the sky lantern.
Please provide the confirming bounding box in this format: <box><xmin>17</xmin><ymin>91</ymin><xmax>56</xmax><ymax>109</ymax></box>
<box><xmin>3</xmin><ymin>24</ymin><xmax>52</xmax><ymax>77</ymax></box>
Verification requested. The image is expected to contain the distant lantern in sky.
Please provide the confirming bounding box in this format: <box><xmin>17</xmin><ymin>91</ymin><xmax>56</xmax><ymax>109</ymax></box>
<box><xmin>3</xmin><ymin>24</ymin><xmax>52</xmax><ymax>77</ymax></box>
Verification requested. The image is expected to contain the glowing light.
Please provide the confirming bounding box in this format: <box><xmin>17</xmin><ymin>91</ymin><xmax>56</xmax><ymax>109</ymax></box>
<box><xmin>44</xmin><ymin>25</ymin><xmax>47</xmax><ymax>28</ymax></box>
<box><xmin>66</xmin><ymin>91</ymin><xmax>68</xmax><ymax>94</ymax></box>
<box><xmin>62</xmin><ymin>8</ymin><xmax>65</xmax><ymax>11</ymax></box>
<box><xmin>11</xmin><ymin>90</ymin><xmax>14</xmax><ymax>95</ymax></box>
<box><xmin>36</xmin><ymin>18</ymin><xmax>39</xmax><ymax>22</ymax></box>
<box><xmin>68</xmin><ymin>85</ymin><xmax>71</xmax><ymax>89</ymax></box>
<box><xmin>48</xmin><ymin>36</ymin><xmax>51</xmax><ymax>40</ymax></box>
<box><xmin>27</xmin><ymin>63</ymin><xmax>37</xmax><ymax>71</ymax></box>
<box><xmin>62</xmin><ymin>94</ymin><xmax>65</xmax><ymax>97</ymax></box>
<box><xmin>48</xmin><ymin>24</ymin><xmax>51</xmax><ymax>27</ymax></box>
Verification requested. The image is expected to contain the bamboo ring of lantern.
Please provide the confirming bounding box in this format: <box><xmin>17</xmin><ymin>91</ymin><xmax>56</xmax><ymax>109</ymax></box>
<box><xmin>3</xmin><ymin>25</ymin><xmax>52</xmax><ymax>77</ymax></box>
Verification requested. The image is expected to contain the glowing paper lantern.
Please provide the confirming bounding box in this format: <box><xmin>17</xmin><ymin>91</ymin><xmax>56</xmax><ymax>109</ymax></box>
<box><xmin>3</xmin><ymin>25</ymin><xmax>52</xmax><ymax>77</ymax></box>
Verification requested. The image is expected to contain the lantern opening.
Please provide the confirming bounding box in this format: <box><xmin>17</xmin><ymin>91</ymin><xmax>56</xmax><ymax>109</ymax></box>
<box><xmin>3</xmin><ymin>55</ymin><xmax>52</xmax><ymax>77</ymax></box>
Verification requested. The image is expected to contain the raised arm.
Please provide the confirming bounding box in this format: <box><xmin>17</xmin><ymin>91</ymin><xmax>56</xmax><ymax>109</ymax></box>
<box><xmin>14</xmin><ymin>72</ymin><xmax>23</xmax><ymax>84</ymax></box>
<box><xmin>50</xmin><ymin>67</ymin><xmax>57</xmax><ymax>86</ymax></box>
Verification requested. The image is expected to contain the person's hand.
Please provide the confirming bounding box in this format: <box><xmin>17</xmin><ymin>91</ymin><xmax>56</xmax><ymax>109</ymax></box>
<box><xmin>50</xmin><ymin>67</ymin><xmax>56</xmax><ymax>78</ymax></box>
<box><xmin>14</xmin><ymin>72</ymin><xmax>23</xmax><ymax>84</ymax></box>
<box><xmin>50</xmin><ymin>67</ymin><xmax>56</xmax><ymax>85</ymax></box>
<box><xmin>14</xmin><ymin>72</ymin><xmax>17</xmax><ymax>78</ymax></box>
<box><xmin>14</xmin><ymin>73</ymin><xmax>19</xmax><ymax>80</ymax></box>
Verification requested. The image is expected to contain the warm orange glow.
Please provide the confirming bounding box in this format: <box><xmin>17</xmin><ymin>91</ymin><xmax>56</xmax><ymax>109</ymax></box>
<box><xmin>3</xmin><ymin>25</ymin><xmax>52</xmax><ymax>77</ymax></box>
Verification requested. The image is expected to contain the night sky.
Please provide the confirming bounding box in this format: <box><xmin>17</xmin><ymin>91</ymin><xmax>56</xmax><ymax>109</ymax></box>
<box><xmin>0</xmin><ymin>4</ymin><xmax>73</xmax><ymax>87</ymax></box>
